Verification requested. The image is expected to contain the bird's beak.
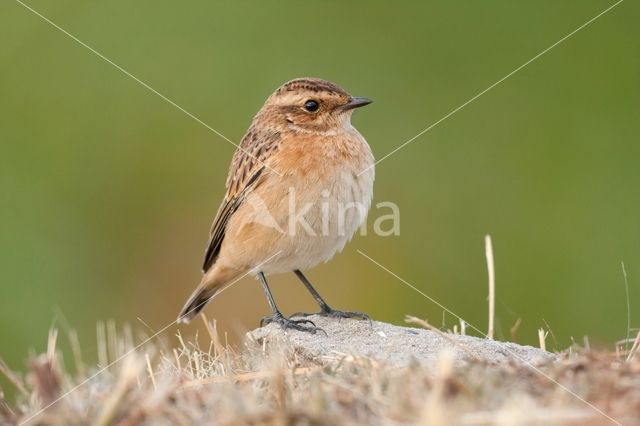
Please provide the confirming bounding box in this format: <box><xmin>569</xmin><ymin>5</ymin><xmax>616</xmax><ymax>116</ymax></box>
<box><xmin>341</xmin><ymin>96</ymin><xmax>373</xmax><ymax>111</ymax></box>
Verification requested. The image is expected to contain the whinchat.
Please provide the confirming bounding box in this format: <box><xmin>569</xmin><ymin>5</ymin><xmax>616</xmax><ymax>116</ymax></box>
<box><xmin>177</xmin><ymin>78</ymin><xmax>374</xmax><ymax>333</ymax></box>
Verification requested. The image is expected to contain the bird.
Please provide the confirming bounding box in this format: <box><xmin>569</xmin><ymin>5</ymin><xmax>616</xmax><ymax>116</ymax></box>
<box><xmin>177</xmin><ymin>77</ymin><xmax>374</xmax><ymax>333</ymax></box>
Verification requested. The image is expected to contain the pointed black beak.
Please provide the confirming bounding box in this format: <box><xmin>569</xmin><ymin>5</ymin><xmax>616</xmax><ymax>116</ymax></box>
<box><xmin>341</xmin><ymin>96</ymin><xmax>373</xmax><ymax>111</ymax></box>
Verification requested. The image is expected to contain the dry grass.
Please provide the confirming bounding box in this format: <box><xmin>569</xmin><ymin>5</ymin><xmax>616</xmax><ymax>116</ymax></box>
<box><xmin>1</xmin><ymin>323</ymin><xmax>640</xmax><ymax>426</ymax></box>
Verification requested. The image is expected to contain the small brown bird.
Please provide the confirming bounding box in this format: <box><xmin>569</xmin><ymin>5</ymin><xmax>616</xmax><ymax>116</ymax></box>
<box><xmin>177</xmin><ymin>78</ymin><xmax>374</xmax><ymax>333</ymax></box>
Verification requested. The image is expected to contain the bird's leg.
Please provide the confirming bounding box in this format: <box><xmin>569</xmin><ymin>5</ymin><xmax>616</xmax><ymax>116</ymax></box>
<box><xmin>292</xmin><ymin>270</ymin><xmax>369</xmax><ymax>321</ymax></box>
<box><xmin>257</xmin><ymin>272</ymin><xmax>321</xmax><ymax>333</ymax></box>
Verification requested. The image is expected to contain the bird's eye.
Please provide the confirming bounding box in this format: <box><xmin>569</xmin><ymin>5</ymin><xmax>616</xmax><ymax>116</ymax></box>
<box><xmin>303</xmin><ymin>100</ymin><xmax>320</xmax><ymax>112</ymax></box>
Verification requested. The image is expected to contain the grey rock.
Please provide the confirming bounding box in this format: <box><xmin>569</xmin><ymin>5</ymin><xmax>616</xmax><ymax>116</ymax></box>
<box><xmin>249</xmin><ymin>315</ymin><xmax>556</xmax><ymax>369</ymax></box>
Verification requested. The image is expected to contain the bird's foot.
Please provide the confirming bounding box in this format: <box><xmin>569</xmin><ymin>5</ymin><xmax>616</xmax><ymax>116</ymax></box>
<box><xmin>322</xmin><ymin>308</ymin><xmax>370</xmax><ymax>322</ymax></box>
<box><xmin>260</xmin><ymin>313</ymin><xmax>324</xmax><ymax>334</ymax></box>
<box><xmin>293</xmin><ymin>307</ymin><xmax>370</xmax><ymax>322</ymax></box>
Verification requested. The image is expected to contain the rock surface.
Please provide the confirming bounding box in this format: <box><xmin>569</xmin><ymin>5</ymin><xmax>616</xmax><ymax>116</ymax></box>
<box><xmin>249</xmin><ymin>315</ymin><xmax>556</xmax><ymax>369</ymax></box>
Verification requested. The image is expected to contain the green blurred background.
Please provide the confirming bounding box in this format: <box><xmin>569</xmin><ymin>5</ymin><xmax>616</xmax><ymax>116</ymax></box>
<box><xmin>1</xmin><ymin>0</ymin><xmax>639</xmax><ymax>389</ymax></box>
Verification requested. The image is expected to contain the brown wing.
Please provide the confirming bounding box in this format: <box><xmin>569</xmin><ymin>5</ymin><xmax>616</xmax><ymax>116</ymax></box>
<box><xmin>202</xmin><ymin>127</ymin><xmax>281</xmax><ymax>272</ymax></box>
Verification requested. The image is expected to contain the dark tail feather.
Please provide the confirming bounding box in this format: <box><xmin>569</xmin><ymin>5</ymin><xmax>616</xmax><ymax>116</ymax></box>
<box><xmin>177</xmin><ymin>287</ymin><xmax>217</xmax><ymax>324</ymax></box>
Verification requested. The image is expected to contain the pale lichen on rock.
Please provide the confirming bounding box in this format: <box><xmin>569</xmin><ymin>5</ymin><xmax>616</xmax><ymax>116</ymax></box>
<box><xmin>249</xmin><ymin>315</ymin><xmax>555</xmax><ymax>370</ymax></box>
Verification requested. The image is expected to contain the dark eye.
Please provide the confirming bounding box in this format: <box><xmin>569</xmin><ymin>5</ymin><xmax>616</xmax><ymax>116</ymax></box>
<box><xmin>303</xmin><ymin>100</ymin><xmax>319</xmax><ymax>112</ymax></box>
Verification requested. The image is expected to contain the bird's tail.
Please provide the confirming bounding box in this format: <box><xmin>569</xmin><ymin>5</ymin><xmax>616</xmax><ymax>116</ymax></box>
<box><xmin>177</xmin><ymin>284</ymin><xmax>218</xmax><ymax>324</ymax></box>
<box><xmin>177</xmin><ymin>266</ymin><xmax>238</xmax><ymax>324</ymax></box>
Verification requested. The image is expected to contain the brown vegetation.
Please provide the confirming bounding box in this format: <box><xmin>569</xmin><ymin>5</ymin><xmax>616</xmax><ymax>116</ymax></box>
<box><xmin>1</xmin><ymin>322</ymin><xmax>639</xmax><ymax>426</ymax></box>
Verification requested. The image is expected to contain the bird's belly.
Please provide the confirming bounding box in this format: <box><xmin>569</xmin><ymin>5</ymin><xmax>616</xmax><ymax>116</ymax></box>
<box><xmin>221</xmin><ymin>130</ymin><xmax>375</xmax><ymax>276</ymax></box>
<box><xmin>261</xmin><ymin>166</ymin><xmax>374</xmax><ymax>274</ymax></box>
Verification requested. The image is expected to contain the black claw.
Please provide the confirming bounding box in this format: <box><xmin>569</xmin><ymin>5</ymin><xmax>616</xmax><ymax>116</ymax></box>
<box><xmin>298</xmin><ymin>318</ymin><xmax>317</xmax><ymax>327</ymax></box>
<box><xmin>260</xmin><ymin>316</ymin><xmax>270</xmax><ymax>327</ymax></box>
<box><xmin>260</xmin><ymin>313</ymin><xmax>323</xmax><ymax>334</ymax></box>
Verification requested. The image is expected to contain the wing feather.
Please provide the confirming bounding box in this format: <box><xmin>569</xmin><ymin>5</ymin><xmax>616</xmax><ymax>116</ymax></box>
<box><xmin>202</xmin><ymin>127</ymin><xmax>281</xmax><ymax>272</ymax></box>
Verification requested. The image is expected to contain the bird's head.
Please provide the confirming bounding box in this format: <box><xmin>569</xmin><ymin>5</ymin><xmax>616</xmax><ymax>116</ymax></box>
<box><xmin>258</xmin><ymin>77</ymin><xmax>372</xmax><ymax>134</ymax></box>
